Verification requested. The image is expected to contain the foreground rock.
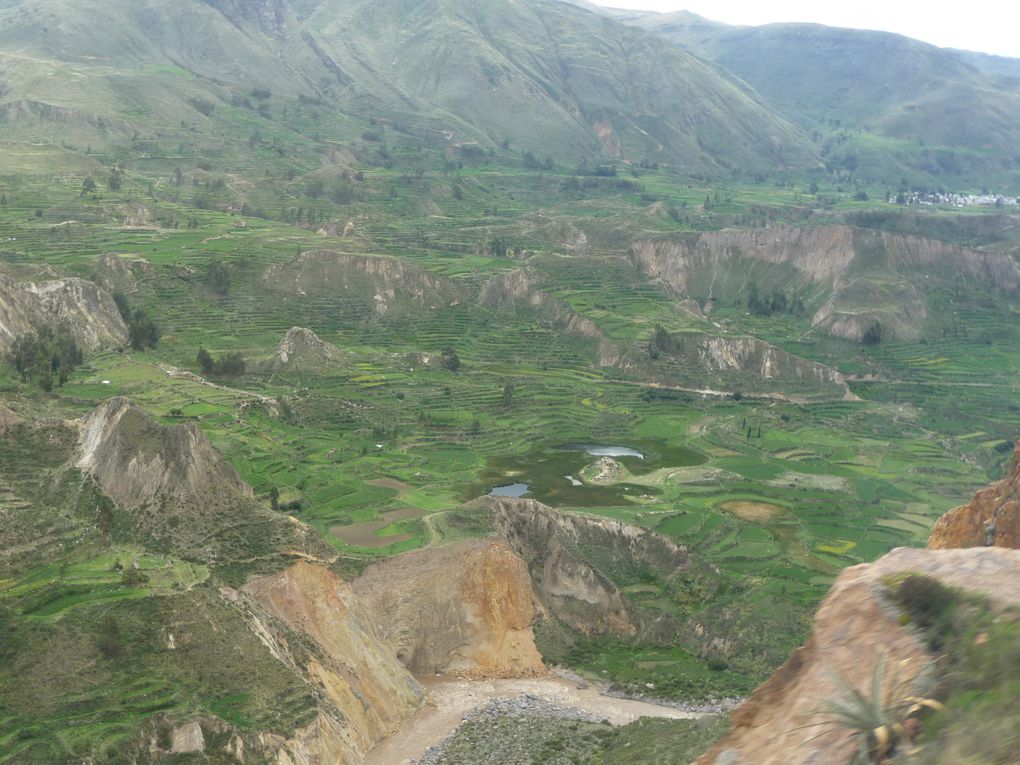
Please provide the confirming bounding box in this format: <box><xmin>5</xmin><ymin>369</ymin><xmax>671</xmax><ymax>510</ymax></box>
<box><xmin>929</xmin><ymin>442</ymin><xmax>1020</xmax><ymax>549</ymax></box>
<box><xmin>353</xmin><ymin>539</ymin><xmax>544</xmax><ymax>677</ymax></box>
<box><xmin>695</xmin><ymin>546</ymin><xmax>1020</xmax><ymax>765</ymax></box>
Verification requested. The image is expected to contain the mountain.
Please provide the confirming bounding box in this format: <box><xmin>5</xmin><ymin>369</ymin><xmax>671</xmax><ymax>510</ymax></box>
<box><xmin>0</xmin><ymin>0</ymin><xmax>816</xmax><ymax>175</ymax></box>
<box><xmin>597</xmin><ymin>7</ymin><xmax>1020</xmax><ymax>186</ymax></box>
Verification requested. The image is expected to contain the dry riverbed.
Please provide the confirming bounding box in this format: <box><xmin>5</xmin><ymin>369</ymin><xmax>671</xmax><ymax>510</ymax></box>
<box><xmin>365</xmin><ymin>674</ymin><xmax>701</xmax><ymax>765</ymax></box>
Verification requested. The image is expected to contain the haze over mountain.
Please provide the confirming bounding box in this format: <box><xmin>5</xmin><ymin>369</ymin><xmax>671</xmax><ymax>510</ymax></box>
<box><xmin>0</xmin><ymin>0</ymin><xmax>817</xmax><ymax>175</ymax></box>
<box><xmin>566</xmin><ymin>3</ymin><xmax>1020</xmax><ymax>187</ymax></box>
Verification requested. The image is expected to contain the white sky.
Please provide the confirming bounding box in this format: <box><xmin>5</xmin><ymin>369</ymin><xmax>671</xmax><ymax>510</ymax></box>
<box><xmin>591</xmin><ymin>1</ymin><xmax>1020</xmax><ymax>58</ymax></box>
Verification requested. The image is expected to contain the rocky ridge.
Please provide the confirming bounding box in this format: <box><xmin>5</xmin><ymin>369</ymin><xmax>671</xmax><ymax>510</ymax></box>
<box><xmin>263</xmin><ymin>251</ymin><xmax>461</xmax><ymax>316</ymax></box>
<box><xmin>0</xmin><ymin>271</ymin><xmax>127</xmax><ymax>353</ymax></box>
<box><xmin>631</xmin><ymin>225</ymin><xmax>1020</xmax><ymax>341</ymax></box>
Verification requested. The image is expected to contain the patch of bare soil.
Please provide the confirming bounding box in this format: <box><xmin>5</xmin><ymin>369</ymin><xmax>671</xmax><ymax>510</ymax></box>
<box><xmin>331</xmin><ymin>507</ymin><xmax>421</xmax><ymax>547</ymax></box>
<box><xmin>718</xmin><ymin>500</ymin><xmax>785</xmax><ymax>523</ymax></box>
<box><xmin>367</xmin><ymin>477</ymin><xmax>412</xmax><ymax>494</ymax></box>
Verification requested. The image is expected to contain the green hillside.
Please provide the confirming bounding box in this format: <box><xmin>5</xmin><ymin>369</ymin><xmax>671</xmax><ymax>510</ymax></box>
<box><xmin>0</xmin><ymin>0</ymin><xmax>817</xmax><ymax>176</ymax></box>
<box><xmin>600</xmin><ymin>8</ymin><xmax>1020</xmax><ymax>190</ymax></box>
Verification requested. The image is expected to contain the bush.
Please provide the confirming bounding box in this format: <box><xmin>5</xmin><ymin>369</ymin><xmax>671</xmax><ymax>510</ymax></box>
<box><xmin>897</xmin><ymin>575</ymin><xmax>956</xmax><ymax>648</ymax></box>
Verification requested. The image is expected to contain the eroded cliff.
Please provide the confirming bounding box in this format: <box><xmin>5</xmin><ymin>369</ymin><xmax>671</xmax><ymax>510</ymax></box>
<box><xmin>0</xmin><ymin>272</ymin><xmax>127</xmax><ymax>352</ymax></box>
<box><xmin>240</xmin><ymin>560</ymin><xmax>424</xmax><ymax>763</ymax></box>
<box><xmin>352</xmin><ymin>539</ymin><xmax>544</xmax><ymax>677</ymax></box>
<box><xmin>631</xmin><ymin>225</ymin><xmax>1020</xmax><ymax>341</ymax></box>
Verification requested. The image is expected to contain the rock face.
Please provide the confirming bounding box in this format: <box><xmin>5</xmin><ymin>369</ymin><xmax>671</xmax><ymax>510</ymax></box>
<box><xmin>241</xmin><ymin>560</ymin><xmax>424</xmax><ymax>763</ymax></box>
<box><xmin>696</xmin><ymin>547</ymin><xmax>1020</xmax><ymax>765</ymax></box>
<box><xmin>479</xmin><ymin>497</ymin><xmax>712</xmax><ymax>638</ymax></box>
<box><xmin>650</xmin><ymin>329</ymin><xmax>853</xmax><ymax>399</ymax></box>
<box><xmin>170</xmin><ymin>721</ymin><xmax>206</xmax><ymax>754</ymax></box>
<box><xmin>352</xmin><ymin>539</ymin><xmax>544</xmax><ymax>677</ymax></box>
<box><xmin>271</xmin><ymin>326</ymin><xmax>340</xmax><ymax>371</ymax></box>
<box><xmin>631</xmin><ymin>225</ymin><xmax>1020</xmax><ymax>341</ymax></box>
<box><xmin>75</xmin><ymin>397</ymin><xmax>323</xmax><ymax>562</ymax></box>
<box><xmin>929</xmin><ymin>442</ymin><xmax>1020</xmax><ymax>549</ymax></box>
<box><xmin>263</xmin><ymin>251</ymin><xmax>461</xmax><ymax>317</ymax></box>
<box><xmin>77</xmin><ymin>397</ymin><xmax>253</xmax><ymax>511</ymax></box>
<box><xmin>0</xmin><ymin>272</ymin><xmax>127</xmax><ymax>353</ymax></box>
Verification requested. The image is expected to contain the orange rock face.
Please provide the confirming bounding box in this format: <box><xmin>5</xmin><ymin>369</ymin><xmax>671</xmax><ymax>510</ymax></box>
<box><xmin>353</xmin><ymin>539</ymin><xmax>545</xmax><ymax>677</ymax></box>
<box><xmin>929</xmin><ymin>443</ymin><xmax>1020</xmax><ymax>549</ymax></box>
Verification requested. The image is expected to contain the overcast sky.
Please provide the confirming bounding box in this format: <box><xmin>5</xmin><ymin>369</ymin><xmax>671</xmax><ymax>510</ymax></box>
<box><xmin>590</xmin><ymin>1</ymin><xmax>1020</xmax><ymax>58</ymax></box>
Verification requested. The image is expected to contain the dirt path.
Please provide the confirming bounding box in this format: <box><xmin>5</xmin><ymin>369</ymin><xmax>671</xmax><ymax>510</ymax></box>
<box><xmin>364</xmin><ymin>675</ymin><xmax>700</xmax><ymax>765</ymax></box>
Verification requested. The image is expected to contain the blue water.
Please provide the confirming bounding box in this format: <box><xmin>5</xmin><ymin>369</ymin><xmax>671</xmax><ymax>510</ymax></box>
<box><xmin>489</xmin><ymin>483</ymin><xmax>530</xmax><ymax>498</ymax></box>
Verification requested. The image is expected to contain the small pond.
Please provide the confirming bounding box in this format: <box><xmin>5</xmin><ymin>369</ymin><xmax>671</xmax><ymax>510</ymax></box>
<box><xmin>472</xmin><ymin>440</ymin><xmax>705</xmax><ymax>507</ymax></box>
<box><xmin>489</xmin><ymin>483</ymin><xmax>531</xmax><ymax>498</ymax></box>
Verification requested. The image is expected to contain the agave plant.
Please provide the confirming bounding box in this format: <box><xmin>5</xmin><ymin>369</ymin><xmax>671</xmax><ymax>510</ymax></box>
<box><xmin>816</xmin><ymin>654</ymin><xmax>943</xmax><ymax>764</ymax></box>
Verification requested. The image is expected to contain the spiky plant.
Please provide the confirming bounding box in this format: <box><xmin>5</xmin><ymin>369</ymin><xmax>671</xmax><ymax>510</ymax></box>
<box><xmin>818</xmin><ymin>655</ymin><xmax>943</xmax><ymax>764</ymax></box>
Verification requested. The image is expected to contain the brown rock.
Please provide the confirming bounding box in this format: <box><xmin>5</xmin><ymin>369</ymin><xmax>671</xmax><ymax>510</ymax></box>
<box><xmin>929</xmin><ymin>442</ymin><xmax>1020</xmax><ymax>549</ymax></box>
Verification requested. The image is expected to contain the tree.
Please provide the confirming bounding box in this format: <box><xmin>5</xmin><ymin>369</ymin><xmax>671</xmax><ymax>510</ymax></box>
<box><xmin>502</xmin><ymin>382</ymin><xmax>515</xmax><ymax>411</ymax></box>
<box><xmin>107</xmin><ymin>168</ymin><xmax>123</xmax><ymax>192</ymax></box>
<box><xmin>8</xmin><ymin>325</ymin><xmax>82</xmax><ymax>390</ymax></box>
<box><xmin>862</xmin><ymin>322</ymin><xmax>884</xmax><ymax>346</ymax></box>
<box><xmin>81</xmin><ymin>177</ymin><xmax>97</xmax><ymax>197</ymax></box>
<box><xmin>441</xmin><ymin>346</ymin><xmax>460</xmax><ymax>372</ymax></box>
<box><xmin>269</xmin><ymin>486</ymin><xmax>280</xmax><ymax>512</ymax></box>
<box><xmin>127</xmin><ymin>308</ymin><xmax>161</xmax><ymax>351</ymax></box>
<box><xmin>196</xmin><ymin>347</ymin><xmax>214</xmax><ymax>375</ymax></box>
<box><xmin>207</xmin><ymin>261</ymin><xmax>230</xmax><ymax>295</ymax></box>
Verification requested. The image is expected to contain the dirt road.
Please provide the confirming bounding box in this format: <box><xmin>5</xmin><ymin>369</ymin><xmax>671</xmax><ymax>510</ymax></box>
<box><xmin>364</xmin><ymin>674</ymin><xmax>700</xmax><ymax>765</ymax></box>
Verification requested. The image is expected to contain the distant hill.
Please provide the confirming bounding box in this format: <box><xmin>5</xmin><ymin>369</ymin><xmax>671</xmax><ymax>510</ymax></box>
<box><xmin>589</xmin><ymin>6</ymin><xmax>1020</xmax><ymax>187</ymax></box>
<box><xmin>0</xmin><ymin>0</ymin><xmax>817</xmax><ymax>175</ymax></box>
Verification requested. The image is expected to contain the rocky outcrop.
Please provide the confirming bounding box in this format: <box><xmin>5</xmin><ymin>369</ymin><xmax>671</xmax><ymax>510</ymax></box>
<box><xmin>929</xmin><ymin>442</ymin><xmax>1020</xmax><ymax>549</ymax></box>
<box><xmin>271</xmin><ymin>327</ymin><xmax>341</xmax><ymax>372</ymax></box>
<box><xmin>75</xmin><ymin>397</ymin><xmax>323</xmax><ymax>562</ymax></box>
<box><xmin>478</xmin><ymin>269</ymin><xmax>625</xmax><ymax>367</ymax></box>
<box><xmin>650</xmin><ymin>329</ymin><xmax>853</xmax><ymax>399</ymax></box>
<box><xmin>478</xmin><ymin>497</ymin><xmax>715</xmax><ymax>638</ymax></box>
<box><xmin>0</xmin><ymin>272</ymin><xmax>127</xmax><ymax>353</ymax></box>
<box><xmin>241</xmin><ymin>561</ymin><xmax>424</xmax><ymax>763</ymax></box>
<box><xmin>696</xmin><ymin>547</ymin><xmax>1020</xmax><ymax>765</ymax></box>
<box><xmin>352</xmin><ymin>539</ymin><xmax>544</xmax><ymax>677</ymax></box>
<box><xmin>77</xmin><ymin>397</ymin><xmax>253</xmax><ymax>510</ymax></box>
<box><xmin>631</xmin><ymin>225</ymin><xmax>1020</xmax><ymax>341</ymax></box>
<box><xmin>263</xmin><ymin>251</ymin><xmax>461</xmax><ymax>316</ymax></box>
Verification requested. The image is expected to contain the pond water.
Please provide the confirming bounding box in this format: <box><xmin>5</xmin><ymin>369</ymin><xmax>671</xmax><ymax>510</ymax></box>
<box><xmin>566</xmin><ymin>444</ymin><xmax>645</xmax><ymax>460</ymax></box>
<box><xmin>489</xmin><ymin>483</ymin><xmax>530</xmax><ymax>498</ymax></box>
<box><xmin>471</xmin><ymin>440</ymin><xmax>705</xmax><ymax>507</ymax></box>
